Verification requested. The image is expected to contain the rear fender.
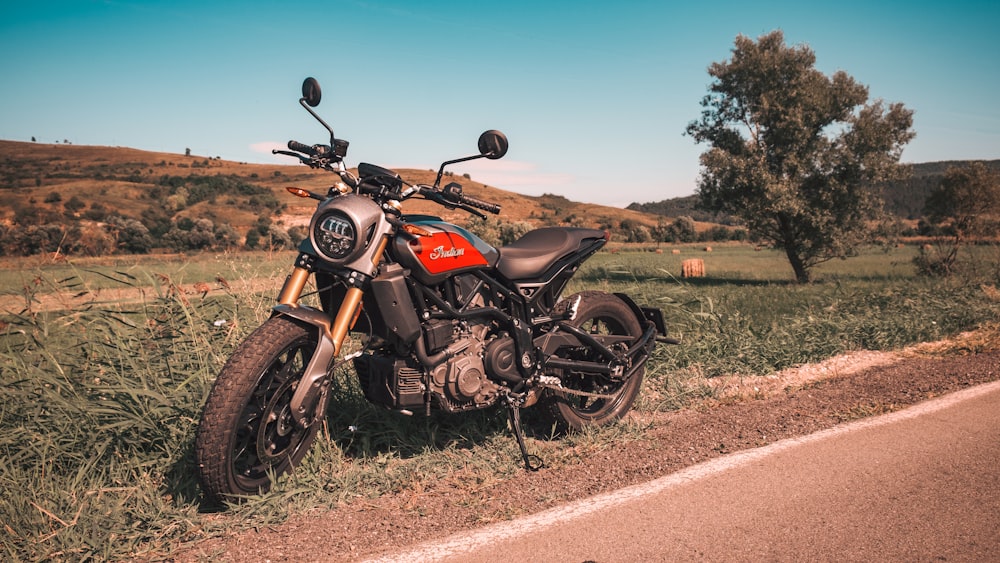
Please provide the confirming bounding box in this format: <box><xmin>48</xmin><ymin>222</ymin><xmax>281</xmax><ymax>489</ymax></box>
<box><xmin>614</xmin><ymin>292</ymin><xmax>677</xmax><ymax>344</ymax></box>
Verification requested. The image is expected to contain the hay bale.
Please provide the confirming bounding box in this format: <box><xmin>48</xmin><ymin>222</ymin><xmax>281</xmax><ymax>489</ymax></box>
<box><xmin>682</xmin><ymin>258</ymin><xmax>705</xmax><ymax>278</ymax></box>
<box><xmin>671</xmin><ymin>249</ymin><xmax>681</xmax><ymax>255</ymax></box>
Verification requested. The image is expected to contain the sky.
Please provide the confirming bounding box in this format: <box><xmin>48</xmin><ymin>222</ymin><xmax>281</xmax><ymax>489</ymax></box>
<box><xmin>1</xmin><ymin>1</ymin><xmax>998</xmax><ymax>208</ymax></box>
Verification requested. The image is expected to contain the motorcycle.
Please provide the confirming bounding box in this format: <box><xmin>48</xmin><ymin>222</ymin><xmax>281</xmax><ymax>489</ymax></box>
<box><xmin>194</xmin><ymin>77</ymin><xmax>675</xmax><ymax>503</ymax></box>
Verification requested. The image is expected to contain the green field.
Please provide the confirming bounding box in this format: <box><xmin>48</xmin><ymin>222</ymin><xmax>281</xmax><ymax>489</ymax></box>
<box><xmin>2</xmin><ymin>244</ymin><xmax>999</xmax><ymax>559</ymax></box>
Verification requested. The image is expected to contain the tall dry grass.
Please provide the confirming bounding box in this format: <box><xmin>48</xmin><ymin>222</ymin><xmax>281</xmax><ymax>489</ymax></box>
<box><xmin>2</xmin><ymin>245</ymin><xmax>999</xmax><ymax>559</ymax></box>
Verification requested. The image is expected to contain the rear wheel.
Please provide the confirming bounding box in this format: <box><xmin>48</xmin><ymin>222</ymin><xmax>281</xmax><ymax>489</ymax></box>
<box><xmin>195</xmin><ymin>316</ymin><xmax>326</xmax><ymax>503</ymax></box>
<box><xmin>542</xmin><ymin>291</ymin><xmax>645</xmax><ymax>432</ymax></box>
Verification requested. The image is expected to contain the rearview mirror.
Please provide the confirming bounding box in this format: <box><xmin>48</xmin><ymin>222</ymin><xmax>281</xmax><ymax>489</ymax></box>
<box><xmin>478</xmin><ymin>130</ymin><xmax>508</xmax><ymax>160</ymax></box>
<box><xmin>301</xmin><ymin>77</ymin><xmax>322</xmax><ymax>107</ymax></box>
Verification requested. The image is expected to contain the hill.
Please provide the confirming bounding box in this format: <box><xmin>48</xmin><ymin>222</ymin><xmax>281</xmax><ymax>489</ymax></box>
<box><xmin>0</xmin><ymin>140</ymin><xmax>663</xmax><ymax>254</ymax></box>
<box><xmin>880</xmin><ymin>160</ymin><xmax>1000</xmax><ymax>220</ymax></box>
<box><xmin>626</xmin><ymin>194</ymin><xmax>737</xmax><ymax>225</ymax></box>
<box><xmin>628</xmin><ymin>160</ymin><xmax>1000</xmax><ymax>221</ymax></box>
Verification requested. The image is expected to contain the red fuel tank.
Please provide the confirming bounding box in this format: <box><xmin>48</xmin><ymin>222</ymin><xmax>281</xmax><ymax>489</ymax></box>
<box><xmin>392</xmin><ymin>219</ymin><xmax>499</xmax><ymax>284</ymax></box>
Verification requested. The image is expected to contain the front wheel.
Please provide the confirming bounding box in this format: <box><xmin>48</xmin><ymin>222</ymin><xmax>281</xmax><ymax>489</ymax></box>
<box><xmin>541</xmin><ymin>291</ymin><xmax>645</xmax><ymax>433</ymax></box>
<box><xmin>195</xmin><ymin>316</ymin><xmax>326</xmax><ymax>503</ymax></box>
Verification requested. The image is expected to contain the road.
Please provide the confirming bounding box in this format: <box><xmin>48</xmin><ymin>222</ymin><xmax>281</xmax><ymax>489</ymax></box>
<box><xmin>367</xmin><ymin>380</ymin><xmax>1000</xmax><ymax>562</ymax></box>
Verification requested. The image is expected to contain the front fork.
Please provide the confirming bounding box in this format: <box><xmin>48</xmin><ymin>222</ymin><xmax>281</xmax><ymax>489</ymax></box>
<box><xmin>277</xmin><ymin>237</ymin><xmax>389</xmax><ymax>427</ymax></box>
<box><xmin>277</xmin><ymin>265</ymin><xmax>363</xmax><ymax>359</ymax></box>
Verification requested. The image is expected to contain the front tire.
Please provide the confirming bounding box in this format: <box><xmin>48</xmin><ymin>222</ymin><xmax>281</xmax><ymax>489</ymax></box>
<box><xmin>195</xmin><ymin>316</ymin><xmax>326</xmax><ymax>503</ymax></box>
<box><xmin>542</xmin><ymin>291</ymin><xmax>645</xmax><ymax>433</ymax></box>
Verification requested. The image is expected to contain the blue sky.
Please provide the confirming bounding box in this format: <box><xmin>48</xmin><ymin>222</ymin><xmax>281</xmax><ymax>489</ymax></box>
<box><xmin>2</xmin><ymin>1</ymin><xmax>998</xmax><ymax>207</ymax></box>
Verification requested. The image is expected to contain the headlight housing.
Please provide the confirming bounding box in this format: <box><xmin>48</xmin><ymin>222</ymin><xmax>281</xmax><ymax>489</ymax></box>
<box><xmin>313</xmin><ymin>210</ymin><xmax>357</xmax><ymax>260</ymax></box>
<box><xmin>308</xmin><ymin>194</ymin><xmax>384</xmax><ymax>265</ymax></box>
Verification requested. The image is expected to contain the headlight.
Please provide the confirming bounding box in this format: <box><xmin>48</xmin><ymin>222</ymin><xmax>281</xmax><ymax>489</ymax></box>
<box><xmin>308</xmin><ymin>194</ymin><xmax>385</xmax><ymax>265</ymax></box>
<box><xmin>314</xmin><ymin>210</ymin><xmax>357</xmax><ymax>260</ymax></box>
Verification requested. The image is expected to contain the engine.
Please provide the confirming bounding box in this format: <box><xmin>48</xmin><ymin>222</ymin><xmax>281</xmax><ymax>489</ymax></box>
<box><xmin>353</xmin><ymin>319</ymin><xmax>504</xmax><ymax>413</ymax></box>
<box><xmin>428</xmin><ymin>322</ymin><xmax>502</xmax><ymax>412</ymax></box>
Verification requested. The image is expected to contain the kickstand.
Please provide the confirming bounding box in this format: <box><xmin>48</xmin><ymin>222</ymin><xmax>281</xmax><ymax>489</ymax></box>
<box><xmin>506</xmin><ymin>401</ymin><xmax>544</xmax><ymax>471</ymax></box>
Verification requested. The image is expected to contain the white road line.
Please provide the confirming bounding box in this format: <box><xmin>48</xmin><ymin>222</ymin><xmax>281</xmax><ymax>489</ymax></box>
<box><xmin>362</xmin><ymin>379</ymin><xmax>1000</xmax><ymax>563</ymax></box>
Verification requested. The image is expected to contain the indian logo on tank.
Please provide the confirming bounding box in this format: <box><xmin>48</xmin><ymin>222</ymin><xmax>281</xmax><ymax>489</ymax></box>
<box><xmin>429</xmin><ymin>245</ymin><xmax>465</xmax><ymax>260</ymax></box>
<box><xmin>412</xmin><ymin>231</ymin><xmax>487</xmax><ymax>274</ymax></box>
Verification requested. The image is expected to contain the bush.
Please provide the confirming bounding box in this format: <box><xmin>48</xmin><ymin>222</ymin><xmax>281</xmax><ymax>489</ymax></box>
<box><xmin>106</xmin><ymin>215</ymin><xmax>154</xmax><ymax>254</ymax></box>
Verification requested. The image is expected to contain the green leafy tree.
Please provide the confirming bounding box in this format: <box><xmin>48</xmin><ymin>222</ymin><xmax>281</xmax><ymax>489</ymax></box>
<box><xmin>686</xmin><ymin>31</ymin><xmax>915</xmax><ymax>282</ymax></box>
<box><xmin>917</xmin><ymin>162</ymin><xmax>1000</xmax><ymax>275</ymax></box>
<box><xmin>670</xmin><ymin>216</ymin><xmax>697</xmax><ymax>243</ymax></box>
<box><xmin>163</xmin><ymin>218</ymin><xmax>215</xmax><ymax>251</ymax></box>
<box><xmin>499</xmin><ymin>221</ymin><xmax>533</xmax><ymax>245</ymax></box>
<box><xmin>214</xmin><ymin>222</ymin><xmax>243</xmax><ymax>250</ymax></box>
<box><xmin>618</xmin><ymin>219</ymin><xmax>650</xmax><ymax>243</ymax></box>
<box><xmin>465</xmin><ymin>216</ymin><xmax>533</xmax><ymax>247</ymax></box>
<box><xmin>105</xmin><ymin>215</ymin><xmax>153</xmax><ymax>254</ymax></box>
<box><xmin>63</xmin><ymin>195</ymin><xmax>86</xmax><ymax>214</ymax></box>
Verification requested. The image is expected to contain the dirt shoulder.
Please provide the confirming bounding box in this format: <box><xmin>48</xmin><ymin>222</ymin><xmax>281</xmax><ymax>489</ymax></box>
<box><xmin>175</xmin><ymin>333</ymin><xmax>1000</xmax><ymax>562</ymax></box>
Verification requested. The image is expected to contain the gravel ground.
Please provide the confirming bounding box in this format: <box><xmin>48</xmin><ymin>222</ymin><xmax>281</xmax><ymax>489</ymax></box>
<box><xmin>175</xmin><ymin>331</ymin><xmax>1000</xmax><ymax>562</ymax></box>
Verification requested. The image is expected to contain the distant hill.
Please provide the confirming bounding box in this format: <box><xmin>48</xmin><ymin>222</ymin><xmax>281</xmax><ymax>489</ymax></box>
<box><xmin>880</xmin><ymin>160</ymin><xmax>1000</xmax><ymax>219</ymax></box>
<box><xmin>628</xmin><ymin>160</ymin><xmax>1000</xmax><ymax>222</ymax></box>
<box><xmin>0</xmin><ymin>140</ymin><xmax>662</xmax><ymax>251</ymax></box>
<box><xmin>626</xmin><ymin>195</ymin><xmax>737</xmax><ymax>225</ymax></box>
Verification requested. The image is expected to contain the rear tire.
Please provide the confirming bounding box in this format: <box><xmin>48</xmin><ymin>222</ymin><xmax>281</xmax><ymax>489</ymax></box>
<box><xmin>542</xmin><ymin>291</ymin><xmax>645</xmax><ymax>433</ymax></box>
<box><xmin>195</xmin><ymin>316</ymin><xmax>326</xmax><ymax>503</ymax></box>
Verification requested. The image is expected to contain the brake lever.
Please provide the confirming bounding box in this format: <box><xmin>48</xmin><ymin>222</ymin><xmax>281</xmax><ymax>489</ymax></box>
<box><xmin>272</xmin><ymin>149</ymin><xmax>311</xmax><ymax>165</ymax></box>
<box><xmin>462</xmin><ymin>204</ymin><xmax>487</xmax><ymax>220</ymax></box>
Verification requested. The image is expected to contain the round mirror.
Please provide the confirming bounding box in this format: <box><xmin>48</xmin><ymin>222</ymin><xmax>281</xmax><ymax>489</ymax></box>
<box><xmin>477</xmin><ymin>130</ymin><xmax>508</xmax><ymax>160</ymax></box>
<box><xmin>301</xmin><ymin>77</ymin><xmax>322</xmax><ymax>107</ymax></box>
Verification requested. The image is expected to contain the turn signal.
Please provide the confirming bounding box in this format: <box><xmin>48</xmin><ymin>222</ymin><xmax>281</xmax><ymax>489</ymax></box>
<box><xmin>286</xmin><ymin>187</ymin><xmax>313</xmax><ymax>198</ymax></box>
<box><xmin>402</xmin><ymin>224</ymin><xmax>433</xmax><ymax>237</ymax></box>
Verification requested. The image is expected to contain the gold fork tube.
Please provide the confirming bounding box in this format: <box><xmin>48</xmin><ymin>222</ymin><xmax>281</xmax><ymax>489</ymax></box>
<box><xmin>277</xmin><ymin>267</ymin><xmax>311</xmax><ymax>305</ymax></box>
<box><xmin>329</xmin><ymin>235</ymin><xmax>390</xmax><ymax>356</ymax></box>
<box><xmin>330</xmin><ymin>287</ymin><xmax>364</xmax><ymax>357</ymax></box>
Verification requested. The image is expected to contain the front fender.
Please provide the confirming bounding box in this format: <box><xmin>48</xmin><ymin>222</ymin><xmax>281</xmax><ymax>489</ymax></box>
<box><xmin>272</xmin><ymin>304</ymin><xmax>338</xmax><ymax>428</ymax></box>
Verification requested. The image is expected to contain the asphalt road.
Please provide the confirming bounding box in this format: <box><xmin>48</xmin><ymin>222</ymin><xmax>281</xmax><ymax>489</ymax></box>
<box><xmin>367</xmin><ymin>380</ymin><xmax>1000</xmax><ymax>562</ymax></box>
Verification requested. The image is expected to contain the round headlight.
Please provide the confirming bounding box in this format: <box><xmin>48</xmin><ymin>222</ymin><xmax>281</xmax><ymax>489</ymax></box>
<box><xmin>313</xmin><ymin>210</ymin><xmax>357</xmax><ymax>260</ymax></box>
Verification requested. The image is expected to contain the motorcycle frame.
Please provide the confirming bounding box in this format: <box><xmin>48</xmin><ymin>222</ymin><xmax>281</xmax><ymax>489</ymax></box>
<box><xmin>275</xmin><ymin>229</ymin><xmax>659</xmax><ymax>428</ymax></box>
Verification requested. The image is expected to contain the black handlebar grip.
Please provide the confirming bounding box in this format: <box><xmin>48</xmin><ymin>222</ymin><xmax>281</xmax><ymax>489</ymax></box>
<box><xmin>287</xmin><ymin>140</ymin><xmax>316</xmax><ymax>156</ymax></box>
<box><xmin>460</xmin><ymin>194</ymin><xmax>501</xmax><ymax>215</ymax></box>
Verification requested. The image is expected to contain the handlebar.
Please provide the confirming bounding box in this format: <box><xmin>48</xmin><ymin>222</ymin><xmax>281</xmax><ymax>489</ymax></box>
<box><xmin>455</xmin><ymin>193</ymin><xmax>501</xmax><ymax>215</ymax></box>
<box><xmin>439</xmin><ymin>182</ymin><xmax>501</xmax><ymax>215</ymax></box>
<box><xmin>280</xmin><ymin>142</ymin><xmax>502</xmax><ymax>216</ymax></box>
<box><xmin>287</xmin><ymin>140</ymin><xmax>317</xmax><ymax>156</ymax></box>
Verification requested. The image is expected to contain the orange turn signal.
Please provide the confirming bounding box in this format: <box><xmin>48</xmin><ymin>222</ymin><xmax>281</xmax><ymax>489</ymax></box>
<box><xmin>402</xmin><ymin>224</ymin><xmax>433</xmax><ymax>237</ymax></box>
<box><xmin>286</xmin><ymin>187</ymin><xmax>313</xmax><ymax>198</ymax></box>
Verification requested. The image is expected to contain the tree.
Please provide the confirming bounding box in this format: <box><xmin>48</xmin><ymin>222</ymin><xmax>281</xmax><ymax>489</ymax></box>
<box><xmin>215</xmin><ymin>222</ymin><xmax>243</xmax><ymax>250</ymax></box>
<box><xmin>619</xmin><ymin>219</ymin><xmax>650</xmax><ymax>243</ymax></box>
<box><xmin>670</xmin><ymin>216</ymin><xmax>697</xmax><ymax>243</ymax></box>
<box><xmin>63</xmin><ymin>195</ymin><xmax>86</xmax><ymax>214</ymax></box>
<box><xmin>465</xmin><ymin>217</ymin><xmax>533</xmax><ymax>247</ymax></box>
<box><xmin>916</xmin><ymin>162</ymin><xmax>1000</xmax><ymax>275</ymax></box>
<box><xmin>686</xmin><ymin>31</ymin><xmax>915</xmax><ymax>282</ymax></box>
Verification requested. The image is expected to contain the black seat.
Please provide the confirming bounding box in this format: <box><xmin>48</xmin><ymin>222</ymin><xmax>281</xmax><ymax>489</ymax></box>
<box><xmin>496</xmin><ymin>227</ymin><xmax>606</xmax><ymax>280</ymax></box>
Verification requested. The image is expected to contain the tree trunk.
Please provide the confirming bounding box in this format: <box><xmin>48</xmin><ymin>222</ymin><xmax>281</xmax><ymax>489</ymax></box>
<box><xmin>784</xmin><ymin>245</ymin><xmax>811</xmax><ymax>283</ymax></box>
<box><xmin>777</xmin><ymin>215</ymin><xmax>812</xmax><ymax>283</ymax></box>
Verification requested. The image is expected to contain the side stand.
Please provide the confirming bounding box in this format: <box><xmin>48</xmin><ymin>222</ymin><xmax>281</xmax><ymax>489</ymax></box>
<box><xmin>505</xmin><ymin>400</ymin><xmax>544</xmax><ymax>472</ymax></box>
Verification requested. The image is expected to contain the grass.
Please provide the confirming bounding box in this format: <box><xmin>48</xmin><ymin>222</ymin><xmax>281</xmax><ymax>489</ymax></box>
<box><xmin>0</xmin><ymin>250</ymin><xmax>293</xmax><ymax>297</ymax></box>
<box><xmin>2</xmin><ymin>244</ymin><xmax>999</xmax><ymax>559</ymax></box>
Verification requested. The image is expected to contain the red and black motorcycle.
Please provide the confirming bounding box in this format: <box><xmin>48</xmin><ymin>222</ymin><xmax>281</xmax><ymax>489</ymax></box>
<box><xmin>194</xmin><ymin>77</ymin><xmax>673</xmax><ymax>502</ymax></box>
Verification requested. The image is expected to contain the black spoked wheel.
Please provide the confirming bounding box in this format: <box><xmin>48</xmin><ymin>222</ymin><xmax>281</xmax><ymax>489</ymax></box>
<box><xmin>542</xmin><ymin>291</ymin><xmax>645</xmax><ymax>433</ymax></box>
<box><xmin>195</xmin><ymin>316</ymin><xmax>326</xmax><ymax>503</ymax></box>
